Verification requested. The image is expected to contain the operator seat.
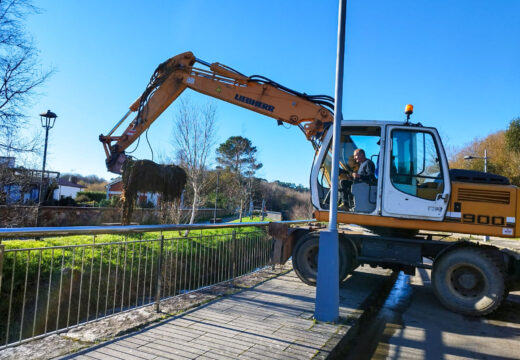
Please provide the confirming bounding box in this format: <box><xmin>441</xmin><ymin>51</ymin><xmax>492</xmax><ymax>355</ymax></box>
<box><xmin>351</xmin><ymin>183</ymin><xmax>377</xmax><ymax>213</ymax></box>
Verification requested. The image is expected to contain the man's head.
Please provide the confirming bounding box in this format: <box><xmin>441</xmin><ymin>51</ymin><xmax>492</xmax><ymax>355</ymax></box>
<box><xmin>353</xmin><ymin>149</ymin><xmax>366</xmax><ymax>164</ymax></box>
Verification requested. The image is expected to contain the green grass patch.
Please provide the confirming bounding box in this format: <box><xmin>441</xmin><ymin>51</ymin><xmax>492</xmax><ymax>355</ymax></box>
<box><xmin>1</xmin><ymin>216</ymin><xmax>272</xmax><ymax>249</ymax></box>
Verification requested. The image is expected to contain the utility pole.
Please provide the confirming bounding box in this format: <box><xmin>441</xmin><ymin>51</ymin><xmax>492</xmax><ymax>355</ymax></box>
<box><xmin>464</xmin><ymin>149</ymin><xmax>490</xmax><ymax>242</ymax></box>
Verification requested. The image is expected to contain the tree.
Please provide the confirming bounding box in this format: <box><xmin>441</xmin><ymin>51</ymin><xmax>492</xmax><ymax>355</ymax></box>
<box><xmin>0</xmin><ymin>0</ymin><xmax>51</xmax><ymax>155</ymax></box>
<box><xmin>216</xmin><ymin>136</ymin><xmax>262</xmax><ymax>176</ymax></box>
<box><xmin>505</xmin><ymin>117</ymin><xmax>520</xmax><ymax>154</ymax></box>
<box><xmin>171</xmin><ymin>98</ymin><xmax>217</xmax><ymax>227</ymax></box>
<box><xmin>449</xmin><ymin>130</ymin><xmax>520</xmax><ymax>186</ymax></box>
<box><xmin>216</xmin><ymin>136</ymin><xmax>262</xmax><ymax>218</ymax></box>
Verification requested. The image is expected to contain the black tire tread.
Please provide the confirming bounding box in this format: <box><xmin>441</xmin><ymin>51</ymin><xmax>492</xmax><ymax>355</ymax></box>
<box><xmin>433</xmin><ymin>246</ymin><xmax>506</xmax><ymax>316</ymax></box>
<box><xmin>291</xmin><ymin>232</ymin><xmax>355</xmax><ymax>286</ymax></box>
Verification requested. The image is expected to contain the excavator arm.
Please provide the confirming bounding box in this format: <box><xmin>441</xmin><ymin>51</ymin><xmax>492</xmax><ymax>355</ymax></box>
<box><xmin>100</xmin><ymin>51</ymin><xmax>334</xmax><ymax>174</ymax></box>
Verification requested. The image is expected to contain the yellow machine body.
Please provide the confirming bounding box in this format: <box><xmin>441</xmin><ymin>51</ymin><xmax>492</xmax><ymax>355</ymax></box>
<box><xmin>315</xmin><ymin>182</ymin><xmax>519</xmax><ymax>238</ymax></box>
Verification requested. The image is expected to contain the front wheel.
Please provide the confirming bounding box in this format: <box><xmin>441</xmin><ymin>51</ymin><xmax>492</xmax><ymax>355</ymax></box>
<box><xmin>292</xmin><ymin>232</ymin><xmax>355</xmax><ymax>286</ymax></box>
<box><xmin>432</xmin><ymin>247</ymin><xmax>506</xmax><ymax>316</ymax></box>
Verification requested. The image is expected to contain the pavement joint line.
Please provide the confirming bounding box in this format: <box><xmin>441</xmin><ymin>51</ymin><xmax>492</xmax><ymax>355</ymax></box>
<box><xmin>240</xmin><ymin>347</ymin><xmax>301</xmax><ymax>360</ymax></box>
<box><xmin>146</xmin><ymin>340</ymin><xmax>208</xmax><ymax>357</ymax></box>
<box><xmin>136</xmin><ymin>344</ymin><xmax>192</xmax><ymax>360</ymax></box>
<box><xmin>190</xmin><ymin>338</ymin><xmax>250</xmax><ymax>355</ymax></box>
<box><xmin>193</xmin><ymin>331</ymin><xmax>255</xmax><ymax>349</ymax></box>
<box><xmin>96</xmin><ymin>345</ymin><xmax>150</xmax><ymax>360</ymax></box>
<box><xmin>147</xmin><ymin>325</ymin><xmax>203</xmax><ymax>338</ymax></box>
<box><xmin>199</xmin><ymin>350</ymin><xmax>240</xmax><ymax>360</ymax></box>
<box><xmin>141</xmin><ymin>330</ymin><xmax>201</xmax><ymax>343</ymax></box>
<box><xmin>105</xmin><ymin>343</ymin><xmax>156</xmax><ymax>359</ymax></box>
<box><xmin>151</xmin><ymin>337</ymin><xmax>212</xmax><ymax>353</ymax></box>
<box><xmin>229</xmin><ymin>329</ymin><xmax>322</xmax><ymax>352</ymax></box>
<box><xmin>51</xmin><ymin>267</ymin><xmax>396</xmax><ymax>360</ymax></box>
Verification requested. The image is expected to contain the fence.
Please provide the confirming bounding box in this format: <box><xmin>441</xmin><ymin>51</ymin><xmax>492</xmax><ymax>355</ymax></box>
<box><xmin>0</xmin><ymin>221</ymin><xmax>309</xmax><ymax>349</ymax></box>
<box><xmin>0</xmin><ymin>205</ymin><xmax>230</xmax><ymax>227</ymax></box>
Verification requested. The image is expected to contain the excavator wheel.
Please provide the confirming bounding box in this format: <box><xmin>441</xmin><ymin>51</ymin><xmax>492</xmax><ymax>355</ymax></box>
<box><xmin>432</xmin><ymin>247</ymin><xmax>506</xmax><ymax>316</ymax></box>
<box><xmin>292</xmin><ymin>232</ymin><xmax>355</xmax><ymax>286</ymax></box>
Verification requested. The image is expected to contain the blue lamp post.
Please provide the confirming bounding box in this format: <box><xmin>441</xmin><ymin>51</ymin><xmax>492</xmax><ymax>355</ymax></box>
<box><xmin>314</xmin><ymin>0</ymin><xmax>347</xmax><ymax>322</ymax></box>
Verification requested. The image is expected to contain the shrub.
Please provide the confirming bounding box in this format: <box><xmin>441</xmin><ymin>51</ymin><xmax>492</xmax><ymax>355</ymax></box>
<box><xmin>97</xmin><ymin>198</ymin><xmax>111</xmax><ymax>207</ymax></box>
<box><xmin>75</xmin><ymin>194</ymin><xmax>90</xmax><ymax>203</ymax></box>
<box><xmin>58</xmin><ymin>196</ymin><xmax>76</xmax><ymax>206</ymax></box>
<box><xmin>76</xmin><ymin>191</ymin><xmax>106</xmax><ymax>203</ymax></box>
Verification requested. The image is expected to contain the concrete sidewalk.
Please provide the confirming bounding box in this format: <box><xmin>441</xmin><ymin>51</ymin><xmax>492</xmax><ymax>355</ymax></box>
<box><xmin>61</xmin><ymin>267</ymin><xmax>395</xmax><ymax>360</ymax></box>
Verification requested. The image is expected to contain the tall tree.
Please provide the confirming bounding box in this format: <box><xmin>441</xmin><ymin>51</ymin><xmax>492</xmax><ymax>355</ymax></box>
<box><xmin>216</xmin><ymin>136</ymin><xmax>262</xmax><ymax>218</ymax></box>
<box><xmin>505</xmin><ymin>117</ymin><xmax>520</xmax><ymax>154</ymax></box>
<box><xmin>0</xmin><ymin>0</ymin><xmax>51</xmax><ymax>155</ymax></box>
<box><xmin>216</xmin><ymin>136</ymin><xmax>262</xmax><ymax>178</ymax></box>
<box><xmin>171</xmin><ymin>98</ymin><xmax>217</xmax><ymax>226</ymax></box>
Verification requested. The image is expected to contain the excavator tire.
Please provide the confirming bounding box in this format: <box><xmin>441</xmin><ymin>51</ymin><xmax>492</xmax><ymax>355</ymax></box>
<box><xmin>292</xmin><ymin>232</ymin><xmax>355</xmax><ymax>286</ymax></box>
<box><xmin>432</xmin><ymin>247</ymin><xmax>506</xmax><ymax>316</ymax></box>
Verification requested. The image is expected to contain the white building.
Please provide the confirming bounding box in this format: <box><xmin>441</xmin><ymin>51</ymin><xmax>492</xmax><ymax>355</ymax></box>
<box><xmin>106</xmin><ymin>177</ymin><xmax>160</xmax><ymax>206</ymax></box>
<box><xmin>53</xmin><ymin>177</ymin><xmax>86</xmax><ymax>200</ymax></box>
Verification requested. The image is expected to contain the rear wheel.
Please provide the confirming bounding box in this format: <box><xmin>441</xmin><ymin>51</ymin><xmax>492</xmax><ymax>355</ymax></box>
<box><xmin>432</xmin><ymin>247</ymin><xmax>506</xmax><ymax>316</ymax></box>
<box><xmin>292</xmin><ymin>232</ymin><xmax>355</xmax><ymax>286</ymax></box>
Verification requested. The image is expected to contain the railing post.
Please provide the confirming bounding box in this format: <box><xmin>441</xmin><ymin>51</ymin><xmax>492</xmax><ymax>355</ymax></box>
<box><xmin>155</xmin><ymin>234</ymin><xmax>165</xmax><ymax>313</ymax></box>
<box><xmin>231</xmin><ymin>230</ymin><xmax>237</xmax><ymax>285</ymax></box>
<box><xmin>0</xmin><ymin>243</ymin><xmax>4</xmax><ymax>292</ymax></box>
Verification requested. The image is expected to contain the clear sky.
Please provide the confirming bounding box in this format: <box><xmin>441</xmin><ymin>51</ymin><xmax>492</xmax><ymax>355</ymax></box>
<box><xmin>21</xmin><ymin>0</ymin><xmax>519</xmax><ymax>186</ymax></box>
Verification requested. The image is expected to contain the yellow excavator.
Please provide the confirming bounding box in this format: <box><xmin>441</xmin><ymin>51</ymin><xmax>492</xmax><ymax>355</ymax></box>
<box><xmin>100</xmin><ymin>51</ymin><xmax>520</xmax><ymax>316</ymax></box>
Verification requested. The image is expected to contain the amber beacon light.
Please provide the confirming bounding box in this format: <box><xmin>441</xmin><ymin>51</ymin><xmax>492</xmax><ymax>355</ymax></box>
<box><xmin>405</xmin><ymin>104</ymin><xmax>414</xmax><ymax>123</ymax></box>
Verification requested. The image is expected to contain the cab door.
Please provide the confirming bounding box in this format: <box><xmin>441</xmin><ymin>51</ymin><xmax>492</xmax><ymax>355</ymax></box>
<box><xmin>381</xmin><ymin>126</ymin><xmax>451</xmax><ymax>220</ymax></box>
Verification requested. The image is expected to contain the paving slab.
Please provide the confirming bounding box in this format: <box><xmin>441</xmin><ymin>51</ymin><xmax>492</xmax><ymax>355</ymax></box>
<box><xmin>56</xmin><ymin>266</ymin><xmax>394</xmax><ymax>360</ymax></box>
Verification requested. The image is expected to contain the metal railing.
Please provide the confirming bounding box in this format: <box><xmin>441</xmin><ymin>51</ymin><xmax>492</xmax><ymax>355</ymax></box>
<box><xmin>0</xmin><ymin>220</ymin><xmax>312</xmax><ymax>348</ymax></box>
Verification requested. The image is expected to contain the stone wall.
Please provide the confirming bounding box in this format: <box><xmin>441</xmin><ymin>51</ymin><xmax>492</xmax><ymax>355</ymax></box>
<box><xmin>0</xmin><ymin>206</ymin><xmax>229</xmax><ymax>228</ymax></box>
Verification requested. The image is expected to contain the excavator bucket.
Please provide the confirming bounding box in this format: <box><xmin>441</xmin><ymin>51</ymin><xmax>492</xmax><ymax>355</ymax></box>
<box><xmin>120</xmin><ymin>159</ymin><xmax>187</xmax><ymax>224</ymax></box>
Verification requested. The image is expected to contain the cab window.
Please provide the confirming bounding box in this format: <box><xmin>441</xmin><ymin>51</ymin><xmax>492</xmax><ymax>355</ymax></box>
<box><xmin>390</xmin><ymin>130</ymin><xmax>444</xmax><ymax>200</ymax></box>
<box><xmin>317</xmin><ymin>126</ymin><xmax>380</xmax><ymax>212</ymax></box>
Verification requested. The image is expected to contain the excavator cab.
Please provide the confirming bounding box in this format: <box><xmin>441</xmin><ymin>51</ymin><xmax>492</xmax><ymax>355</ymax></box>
<box><xmin>311</xmin><ymin>121</ymin><xmax>451</xmax><ymax>221</ymax></box>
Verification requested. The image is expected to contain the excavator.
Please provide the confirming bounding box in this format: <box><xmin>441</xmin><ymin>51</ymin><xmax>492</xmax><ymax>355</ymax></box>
<box><xmin>100</xmin><ymin>51</ymin><xmax>520</xmax><ymax>316</ymax></box>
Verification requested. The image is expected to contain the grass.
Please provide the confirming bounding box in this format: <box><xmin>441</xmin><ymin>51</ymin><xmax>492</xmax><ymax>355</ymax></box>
<box><xmin>2</xmin><ymin>216</ymin><xmax>272</xmax><ymax>250</ymax></box>
<box><xmin>0</xmin><ymin>216</ymin><xmax>273</xmax><ymax>345</ymax></box>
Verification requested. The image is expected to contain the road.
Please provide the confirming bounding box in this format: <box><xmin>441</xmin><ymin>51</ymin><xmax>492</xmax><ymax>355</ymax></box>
<box><xmin>349</xmin><ymin>267</ymin><xmax>520</xmax><ymax>360</ymax></box>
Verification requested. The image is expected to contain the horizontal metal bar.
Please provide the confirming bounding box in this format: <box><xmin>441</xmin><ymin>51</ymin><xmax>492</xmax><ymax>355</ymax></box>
<box><xmin>0</xmin><ymin>220</ymin><xmax>315</xmax><ymax>239</ymax></box>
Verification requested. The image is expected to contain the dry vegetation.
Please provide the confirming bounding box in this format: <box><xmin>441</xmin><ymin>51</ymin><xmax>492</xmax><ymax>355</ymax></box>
<box><xmin>258</xmin><ymin>181</ymin><xmax>312</xmax><ymax>219</ymax></box>
<box><xmin>449</xmin><ymin>130</ymin><xmax>520</xmax><ymax>186</ymax></box>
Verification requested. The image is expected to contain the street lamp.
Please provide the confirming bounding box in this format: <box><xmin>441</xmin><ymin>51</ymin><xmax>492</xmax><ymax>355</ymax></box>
<box><xmin>39</xmin><ymin>110</ymin><xmax>58</xmax><ymax>204</ymax></box>
<box><xmin>463</xmin><ymin>149</ymin><xmax>488</xmax><ymax>173</ymax></box>
<box><xmin>213</xmin><ymin>166</ymin><xmax>222</xmax><ymax>224</ymax></box>
<box><xmin>464</xmin><ymin>149</ymin><xmax>489</xmax><ymax>242</ymax></box>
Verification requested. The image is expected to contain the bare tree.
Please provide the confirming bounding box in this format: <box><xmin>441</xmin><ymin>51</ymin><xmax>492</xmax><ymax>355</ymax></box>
<box><xmin>171</xmin><ymin>98</ymin><xmax>217</xmax><ymax>227</ymax></box>
<box><xmin>0</xmin><ymin>0</ymin><xmax>52</xmax><ymax>155</ymax></box>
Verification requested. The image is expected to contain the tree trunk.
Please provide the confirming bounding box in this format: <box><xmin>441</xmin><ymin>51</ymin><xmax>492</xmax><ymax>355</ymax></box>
<box><xmin>239</xmin><ymin>199</ymin><xmax>243</xmax><ymax>222</ymax></box>
<box><xmin>184</xmin><ymin>187</ymin><xmax>199</xmax><ymax>236</ymax></box>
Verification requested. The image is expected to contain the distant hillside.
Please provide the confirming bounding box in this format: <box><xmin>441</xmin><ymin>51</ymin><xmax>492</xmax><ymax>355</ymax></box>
<box><xmin>259</xmin><ymin>180</ymin><xmax>312</xmax><ymax>220</ymax></box>
<box><xmin>273</xmin><ymin>180</ymin><xmax>309</xmax><ymax>193</ymax></box>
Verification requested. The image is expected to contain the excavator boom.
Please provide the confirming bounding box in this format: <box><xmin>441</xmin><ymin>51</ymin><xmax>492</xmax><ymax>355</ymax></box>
<box><xmin>100</xmin><ymin>51</ymin><xmax>334</xmax><ymax>173</ymax></box>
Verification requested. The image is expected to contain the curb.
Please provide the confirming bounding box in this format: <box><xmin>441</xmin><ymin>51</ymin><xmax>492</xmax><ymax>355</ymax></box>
<box><xmin>321</xmin><ymin>269</ymin><xmax>399</xmax><ymax>359</ymax></box>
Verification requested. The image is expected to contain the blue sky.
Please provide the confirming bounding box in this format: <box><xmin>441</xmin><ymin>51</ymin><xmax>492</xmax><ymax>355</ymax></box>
<box><xmin>22</xmin><ymin>0</ymin><xmax>519</xmax><ymax>186</ymax></box>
